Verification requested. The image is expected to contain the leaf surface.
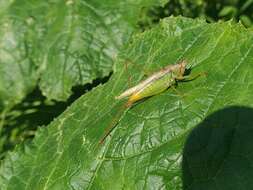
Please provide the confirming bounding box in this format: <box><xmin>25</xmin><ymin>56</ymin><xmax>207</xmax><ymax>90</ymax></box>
<box><xmin>1</xmin><ymin>17</ymin><xmax>253</xmax><ymax>190</ymax></box>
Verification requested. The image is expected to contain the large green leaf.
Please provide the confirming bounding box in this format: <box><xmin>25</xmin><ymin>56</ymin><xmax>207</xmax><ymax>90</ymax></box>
<box><xmin>0</xmin><ymin>0</ymin><xmax>164</xmax><ymax>109</ymax></box>
<box><xmin>1</xmin><ymin>17</ymin><xmax>253</xmax><ymax>189</ymax></box>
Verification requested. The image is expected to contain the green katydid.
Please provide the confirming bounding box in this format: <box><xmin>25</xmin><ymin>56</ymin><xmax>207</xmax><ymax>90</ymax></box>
<box><xmin>99</xmin><ymin>60</ymin><xmax>205</xmax><ymax>144</ymax></box>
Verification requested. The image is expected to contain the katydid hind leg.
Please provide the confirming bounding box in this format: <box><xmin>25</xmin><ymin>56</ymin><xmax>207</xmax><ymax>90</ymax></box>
<box><xmin>123</xmin><ymin>59</ymin><xmax>153</xmax><ymax>79</ymax></box>
<box><xmin>99</xmin><ymin>100</ymin><xmax>132</xmax><ymax>145</ymax></box>
<box><xmin>124</xmin><ymin>60</ymin><xmax>133</xmax><ymax>88</ymax></box>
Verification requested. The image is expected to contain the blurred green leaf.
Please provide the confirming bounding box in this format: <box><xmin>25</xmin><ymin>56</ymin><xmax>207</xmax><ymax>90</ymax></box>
<box><xmin>218</xmin><ymin>6</ymin><xmax>237</xmax><ymax>17</ymax></box>
<box><xmin>240</xmin><ymin>15</ymin><xmax>252</xmax><ymax>27</ymax></box>
<box><xmin>1</xmin><ymin>17</ymin><xmax>253</xmax><ymax>189</ymax></box>
<box><xmin>240</xmin><ymin>0</ymin><xmax>253</xmax><ymax>12</ymax></box>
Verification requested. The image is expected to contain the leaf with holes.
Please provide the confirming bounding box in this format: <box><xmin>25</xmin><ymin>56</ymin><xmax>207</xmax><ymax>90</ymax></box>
<box><xmin>1</xmin><ymin>17</ymin><xmax>253</xmax><ymax>190</ymax></box>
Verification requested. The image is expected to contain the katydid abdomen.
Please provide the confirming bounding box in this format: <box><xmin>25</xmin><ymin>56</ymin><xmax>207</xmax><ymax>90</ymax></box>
<box><xmin>128</xmin><ymin>72</ymin><xmax>176</xmax><ymax>104</ymax></box>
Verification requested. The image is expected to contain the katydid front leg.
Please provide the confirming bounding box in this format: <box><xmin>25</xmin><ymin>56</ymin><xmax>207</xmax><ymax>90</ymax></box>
<box><xmin>172</xmin><ymin>72</ymin><xmax>207</xmax><ymax>97</ymax></box>
<box><xmin>176</xmin><ymin>72</ymin><xmax>207</xmax><ymax>81</ymax></box>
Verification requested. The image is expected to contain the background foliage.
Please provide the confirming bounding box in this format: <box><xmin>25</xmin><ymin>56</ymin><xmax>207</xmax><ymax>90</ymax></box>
<box><xmin>143</xmin><ymin>0</ymin><xmax>253</xmax><ymax>28</ymax></box>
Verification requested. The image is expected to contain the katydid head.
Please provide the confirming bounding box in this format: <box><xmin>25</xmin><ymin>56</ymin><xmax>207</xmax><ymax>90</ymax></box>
<box><xmin>174</xmin><ymin>60</ymin><xmax>187</xmax><ymax>77</ymax></box>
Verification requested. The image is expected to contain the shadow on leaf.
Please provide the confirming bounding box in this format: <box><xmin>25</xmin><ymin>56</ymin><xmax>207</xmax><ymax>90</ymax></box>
<box><xmin>182</xmin><ymin>106</ymin><xmax>253</xmax><ymax>190</ymax></box>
